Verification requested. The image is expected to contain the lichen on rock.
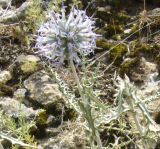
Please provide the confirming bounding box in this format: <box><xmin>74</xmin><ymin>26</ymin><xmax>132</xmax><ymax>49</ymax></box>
<box><xmin>14</xmin><ymin>54</ymin><xmax>41</xmax><ymax>75</ymax></box>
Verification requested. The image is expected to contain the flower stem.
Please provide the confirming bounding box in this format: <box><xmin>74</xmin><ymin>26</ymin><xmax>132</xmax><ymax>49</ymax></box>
<box><xmin>69</xmin><ymin>59</ymin><xmax>83</xmax><ymax>96</ymax></box>
<box><xmin>69</xmin><ymin>59</ymin><xmax>102</xmax><ymax>149</ymax></box>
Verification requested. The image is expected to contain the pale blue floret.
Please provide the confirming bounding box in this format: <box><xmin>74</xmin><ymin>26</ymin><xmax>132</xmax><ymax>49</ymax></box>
<box><xmin>35</xmin><ymin>7</ymin><xmax>97</xmax><ymax>64</ymax></box>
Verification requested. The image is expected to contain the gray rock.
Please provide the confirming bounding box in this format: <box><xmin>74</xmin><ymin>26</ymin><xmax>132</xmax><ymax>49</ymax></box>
<box><xmin>0</xmin><ymin>70</ymin><xmax>12</xmax><ymax>85</ymax></box>
<box><xmin>37</xmin><ymin>125</ymin><xmax>86</xmax><ymax>149</ymax></box>
<box><xmin>0</xmin><ymin>97</ymin><xmax>35</xmax><ymax>119</ymax></box>
<box><xmin>0</xmin><ymin>0</ymin><xmax>10</xmax><ymax>8</ymax></box>
<box><xmin>0</xmin><ymin>138</ymin><xmax>12</xmax><ymax>149</ymax></box>
<box><xmin>13</xmin><ymin>88</ymin><xmax>27</xmax><ymax>100</ymax></box>
<box><xmin>24</xmin><ymin>70</ymin><xmax>63</xmax><ymax>107</ymax></box>
<box><xmin>0</xmin><ymin>96</ymin><xmax>51</xmax><ymax>129</ymax></box>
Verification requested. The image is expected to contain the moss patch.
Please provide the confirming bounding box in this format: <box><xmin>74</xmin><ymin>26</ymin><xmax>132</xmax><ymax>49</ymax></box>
<box><xmin>104</xmin><ymin>24</ymin><xmax>124</xmax><ymax>38</ymax></box>
<box><xmin>109</xmin><ymin>44</ymin><xmax>128</xmax><ymax>65</ymax></box>
<box><xmin>96</xmin><ymin>39</ymin><xmax>112</xmax><ymax>51</ymax></box>
<box><xmin>119</xmin><ymin>58</ymin><xmax>139</xmax><ymax>77</ymax></box>
<box><xmin>36</xmin><ymin>109</ymin><xmax>48</xmax><ymax>126</ymax></box>
<box><xmin>129</xmin><ymin>41</ymin><xmax>159</xmax><ymax>60</ymax></box>
<box><xmin>21</xmin><ymin>61</ymin><xmax>39</xmax><ymax>74</ymax></box>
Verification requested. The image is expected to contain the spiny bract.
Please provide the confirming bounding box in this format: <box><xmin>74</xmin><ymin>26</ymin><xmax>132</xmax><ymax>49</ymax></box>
<box><xmin>35</xmin><ymin>7</ymin><xmax>97</xmax><ymax>64</ymax></box>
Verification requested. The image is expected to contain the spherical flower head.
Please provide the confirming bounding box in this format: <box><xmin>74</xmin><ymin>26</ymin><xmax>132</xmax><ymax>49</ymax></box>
<box><xmin>35</xmin><ymin>7</ymin><xmax>97</xmax><ymax>65</ymax></box>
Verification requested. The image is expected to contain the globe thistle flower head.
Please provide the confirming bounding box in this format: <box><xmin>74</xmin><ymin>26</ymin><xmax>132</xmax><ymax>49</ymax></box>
<box><xmin>35</xmin><ymin>7</ymin><xmax>97</xmax><ymax>65</ymax></box>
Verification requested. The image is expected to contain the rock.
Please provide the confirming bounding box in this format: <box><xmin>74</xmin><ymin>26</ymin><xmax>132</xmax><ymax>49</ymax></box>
<box><xmin>0</xmin><ymin>70</ymin><xmax>12</xmax><ymax>85</ymax></box>
<box><xmin>0</xmin><ymin>97</ymin><xmax>36</xmax><ymax>120</ymax></box>
<box><xmin>14</xmin><ymin>54</ymin><xmax>41</xmax><ymax>74</ymax></box>
<box><xmin>0</xmin><ymin>138</ymin><xmax>12</xmax><ymax>149</ymax></box>
<box><xmin>13</xmin><ymin>88</ymin><xmax>27</xmax><ymax>100</ymax></box>
<box><xmin>0</xmin><ymin>0</ymin><xmax>10</xmax><ymax>8</ymax></box>
<box><xmin>45</xmin><ymin>127</ymin><xmax>60</xmax><ymax>137</ymax></box>
<box><xmin>150</xmin><ymin>8</ymin><xmax>160</xmax><ymax>17</ymax></box>
<box><xmin>120</xmin><ymin>57</ymin><xmax>157</xmax><ymax>84</ymax></box>
<box><xmin>24</xmin><ymin>70</ymin><xmax>63</xmax><ymax>107</ymax></box>
<box><xmin>37</xmin><ymin>122</ymin><xmax>86</xmax><ymax>149</ymax></box>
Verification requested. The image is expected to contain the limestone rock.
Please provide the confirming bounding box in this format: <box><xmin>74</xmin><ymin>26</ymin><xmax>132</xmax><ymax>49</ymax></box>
<box><xmin>0</xmin><ymin>70</ymin><xmax>12</xmax><ymax>85</ymax></box>
<box><xmin>24</xmin><ymin>70</ymin><xmax>63</xmax><ymax>107</ymax></box>
<box><xmin>13</xmin><ymin>88</ymin><xmax>27</xmax><ymax>100</ymax></box>
<box><xmin>0</xmin><ymin>0</ymin><xmax>10</xmax><ymax>8</ymax></box>
<box><xmin>0</xmin><ymin>97</ymin><xmax>35</xmax><ymax>119</ymax></box>
<box><xmin>37</xmin><ymin>122</ymin><xmax>86</xmax><ymax>149</ymax></box>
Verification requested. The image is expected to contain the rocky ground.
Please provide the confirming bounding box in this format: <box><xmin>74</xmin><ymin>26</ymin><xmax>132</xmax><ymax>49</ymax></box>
<box><xmin>0</xmin><ymin>0</ymin><xmax>160</xmax><ymax>149</ymax></box>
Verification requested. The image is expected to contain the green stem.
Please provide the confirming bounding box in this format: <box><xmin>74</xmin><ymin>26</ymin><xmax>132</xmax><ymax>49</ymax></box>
<box><xmin>69</xmin><ymin>58</ymin><xmax>102</xmax><ymax>149</ymax></box>
<box><xmin>69</xmin><ymin>59</ymin><xmax>83</xmax><ymax>96</ymax></box>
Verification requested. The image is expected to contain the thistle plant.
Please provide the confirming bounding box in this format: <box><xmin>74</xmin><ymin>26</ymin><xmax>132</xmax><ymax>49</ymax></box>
<box><xmin>114</xmin><ymin>75</ymin><xmax>159</xmax><ymax>149</ymax></box>
<box><xmin>36</xmin><ymin>7</ymin><xmax>102</xmax><ymax>148</ymax></box>
<box><xmin>35</xmin><ymin>7</ymin><xmax>97</xmax><ymax>65</ymax></box>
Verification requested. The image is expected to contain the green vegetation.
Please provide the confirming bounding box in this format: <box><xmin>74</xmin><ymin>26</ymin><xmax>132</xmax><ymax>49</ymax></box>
<box><xmin>0</xmin><ymin>111</ymin><xmax>36</xmax><ymax>148</ymax></box>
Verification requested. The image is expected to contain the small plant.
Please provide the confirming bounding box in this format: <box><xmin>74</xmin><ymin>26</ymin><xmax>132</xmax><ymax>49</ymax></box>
<box><xmin>114</xmin><ymin>75</ymin><xmax>160</xmax><ymax>149</ymax></box>
<box><xmin>48</xmin><ymin>0</ymin><xmax>66</xmax><ymax>13</ymax></box>
<box><xmin>138</xmin><ymin>0</ymin><xmax>152</xmax><ymax>40</ymax></box>
<box><xmin>25</xmin><ymin>0</ymin><xmax>45</xmax><ymax>33</ymax></box>
<box><xmin>48</xmin><ymin>0</ymin><xmax>82</xmax><ymax>11</ymax></box>
<box><xmin>0</xmin><ymin>110</ymin><xmax>36</xmax><ymax>148</ymax></box>
<box><xmin>35</xmin><ymin>4</ymin><xmax>160</xmax><ymax>149</ymax></box>
<box><xmin>36</xmin><ymin>7</ymin><xmax>102</xmax><ymax>148</ymax></box>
